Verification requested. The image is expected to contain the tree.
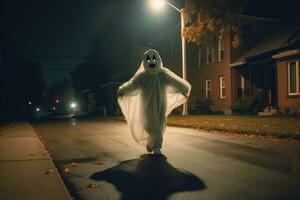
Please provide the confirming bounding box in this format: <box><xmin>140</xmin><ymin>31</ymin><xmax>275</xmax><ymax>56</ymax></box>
<box><xmin>0</xmin><ymin>56</ymin><xmax>45</xmax><ymax>120</ymax></box>
<box><xmin>71</xmin><ymin>61</ymin><xmax>109</xmax><ymax>92</ymax></box>
<box><xmin>183</xmin><ymin>0</ymin><xmax>250</xmax><ymax>48</ymax></box>
<box><xmin>45</xmin><ymin>78</ymin><xmax>74</xmax><ymax>112</ymax></box>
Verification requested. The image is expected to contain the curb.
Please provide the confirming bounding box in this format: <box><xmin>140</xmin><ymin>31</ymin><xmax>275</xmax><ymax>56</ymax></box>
<box><xmin>30</xmin><ymin>123</ymin><xmax>73</xmax><ymax>200</ymax></box>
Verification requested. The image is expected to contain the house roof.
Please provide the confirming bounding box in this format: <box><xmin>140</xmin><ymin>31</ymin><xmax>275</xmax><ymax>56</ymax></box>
<box><xmin>272</xmin><ymin>49</ymin><xmax>300</xmax><ymax>59</ymax></box>
<box><xmin>231</xmin><ymin>25</ymin><xmax>300</xmax><ymax>66</ymax></box>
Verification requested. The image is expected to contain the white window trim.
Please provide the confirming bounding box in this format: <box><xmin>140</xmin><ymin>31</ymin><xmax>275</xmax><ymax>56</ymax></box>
<box><xmin>220</xmin><ymin>76</ymin><xmax>226</xmax><ymax>99</ymax></box>
<box><xmin>205</xmin><ymin>79</ymin><xmax>211</xmax><ymax>98</ymax></box>
<box><xmin>288</xmin><ymin>61</ymin><xmax>300</xmax><ymax>95</ymax></box>
<box><xmin>218</xmin><ymin>38</ymin><xmax>225</xmax><ymax>62</ymax></box>
<box><xmin>207</xmin><ymin>47</ymin><xmax>214</xmax><ymax>65</ymax></box>
<box><xmin>198</xmin><ymin>47</ymin><xmax>203</xmax><ymax>67</ymax></box>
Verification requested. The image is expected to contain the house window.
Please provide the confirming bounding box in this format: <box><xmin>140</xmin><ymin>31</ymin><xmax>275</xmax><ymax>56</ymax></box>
<box><xmin>207</xmin><ymin>46</ymin><xmax>214</xmax><ymax>64</ymax></box>
<box><xmin>238</xmin><ymin>75</ymin><xmax>245</xmax><ymax>97</ymax></box>
<box><xmin>205</xmin><ymin>79</ymin><xmax>212</xmax><ymax>98</ymax></box>
<box><xmin>288</xmin><ymin>61</ymin><xmax>300</xmax><ymax>95</ymax></box>
<box><xmin>198</xmin><ymin>47</ymin><xmax>203</xmax><ymax>67</ymax></box>
<box><xmin>220</xmin><ymin>76</ymin><xmax>226</xmax><ymax>99</ymax></box>
<box><xmin>218</xmin><ymin>37</ymin><xmax>225</xmax><ymax>62</ymax></box>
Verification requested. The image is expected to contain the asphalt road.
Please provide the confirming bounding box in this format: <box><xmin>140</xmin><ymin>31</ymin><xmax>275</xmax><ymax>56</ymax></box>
<box><xmin>32</xmin><ymin>117</ymin><xmax>300</xmax><ymax>200</ymax></box>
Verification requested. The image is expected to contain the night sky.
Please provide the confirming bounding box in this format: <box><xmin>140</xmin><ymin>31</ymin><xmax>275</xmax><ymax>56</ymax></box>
<box><xmin>2</xmin><ymin>0</ymin><xmax>299</xmax><ymax>85</ymax></box>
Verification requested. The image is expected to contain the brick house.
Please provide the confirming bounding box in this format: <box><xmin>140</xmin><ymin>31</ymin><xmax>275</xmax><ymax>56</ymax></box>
<box><xmin>149</xmin><ymin>16</ymin><xmax>300</xmax><ymax>115</ymax></box>
<box><xmin>231</xmin><ymin>26</ymin><xmax>300</xmax><ymax>115</ymax></box>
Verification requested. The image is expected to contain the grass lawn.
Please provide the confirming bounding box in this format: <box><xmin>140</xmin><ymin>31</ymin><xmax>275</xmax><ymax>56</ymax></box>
<box><xmin>167</xmin><ymin>115</ymin><xmax>300</xmax><ymax>140</ymax></box>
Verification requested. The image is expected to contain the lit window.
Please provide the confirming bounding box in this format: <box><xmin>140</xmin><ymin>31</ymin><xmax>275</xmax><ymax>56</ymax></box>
<box><xmin>207</xmin><ymin>46</ymin><xmax>214</xmax><ymax>64</ymax></box>
<box><xmin>238</xmin><ymin>75</ymin><xmax>245</xmax><ymax>97</ymax></box>
<box><xmin>205</xmin><ymin>79</ymin><xmax>212</xmax><ymax>98</ymax></box>
<box><xmin>198</xmin><ymin>47</ymin><xmax>203</xmax><ymax>67</ymax></box>
<box><xmin>218</xmin><ymin>37</ymin><xmax>225</xmax><ymax>62</ymax></box>
<box><xmin>220</xmin><ymin>76</ymin><xmax>226</xmax><ymax>99</ymax></box>
<box><xmin>288</xmin><ymin>61</ymin><xmax>300</xmax><ymax>95</ymax></box>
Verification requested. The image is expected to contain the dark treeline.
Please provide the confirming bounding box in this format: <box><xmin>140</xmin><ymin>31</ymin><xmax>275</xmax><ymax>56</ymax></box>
<box><xmin>0</xmin><ymin>54</ymin><xmax>45</xmax><ymax>121</ymax></box>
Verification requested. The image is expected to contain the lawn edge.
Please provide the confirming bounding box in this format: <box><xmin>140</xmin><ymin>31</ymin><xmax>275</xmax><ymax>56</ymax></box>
<box><xmin>104</xmin><ymin>116</ymin><xmax>300</xmax><ymax>141</ymax></box>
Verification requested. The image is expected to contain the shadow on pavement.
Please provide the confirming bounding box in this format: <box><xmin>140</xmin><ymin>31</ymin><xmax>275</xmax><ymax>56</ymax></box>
<box><xmin>90</xmin><ymin>154</ymin><xmax>205</xmax><ymax>200</ymax></box>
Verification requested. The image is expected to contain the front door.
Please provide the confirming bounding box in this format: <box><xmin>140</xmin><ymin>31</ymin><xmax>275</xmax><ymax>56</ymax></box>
<box><xmin>252</xmin><ymin>64</ymin><xmax>277</xmax><ymax>107</ymax></box>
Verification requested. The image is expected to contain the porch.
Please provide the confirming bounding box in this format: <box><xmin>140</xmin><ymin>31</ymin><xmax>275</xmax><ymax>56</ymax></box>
<box><xmin>231</xmin><ymin>61</ymin><xmax>278</xmax><ymax>115</ymax></box>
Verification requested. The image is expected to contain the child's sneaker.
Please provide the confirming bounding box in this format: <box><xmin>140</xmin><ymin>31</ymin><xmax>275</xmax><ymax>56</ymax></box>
<box><xmin>146</xmin><ymin>144</ymin><xmax>153</xmax><ymax>153</ymax></box>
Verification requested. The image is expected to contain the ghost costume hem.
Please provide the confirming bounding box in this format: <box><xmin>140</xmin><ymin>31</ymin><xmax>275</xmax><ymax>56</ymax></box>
<box><xmin>118</xmin><ymin>49</ymin><xmax>191</xmax><ymax>150</ymax></box>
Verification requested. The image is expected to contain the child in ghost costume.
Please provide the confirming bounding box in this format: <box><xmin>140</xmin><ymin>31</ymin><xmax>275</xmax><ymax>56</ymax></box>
<box><xmin>117</xmin><ymin>49</ymin><xmax>191</xmax><ymax>154</ymax></box>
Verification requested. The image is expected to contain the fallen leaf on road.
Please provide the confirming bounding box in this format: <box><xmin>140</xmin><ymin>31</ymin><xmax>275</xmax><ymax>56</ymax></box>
<box><xmin>93</xmin><ymin>160</ymin><xmax>104</xmax><ymax>165</ymax></box>
<box><xmin>45</xmin><ymin>169</ymin><xmax>54</xmax><ymax>174</ymax></box>
<box><xmin>64</xmin><ymin>167</ymin><xmax>71</xmax><ymax>174</ymax></box>
<box><xmin>70</xmin><ymin>162</ymin><xmax>79</xmax><ymax>167</ymax></box>
<box><xmin>87</xmin><ymin>183</ymin><xmax>101</xmax><ymax>189</ymax></box>
<box><xmin>72</xmin><ymin>174</ymin><xmax>85</xmax><ymax>177</ymax></box>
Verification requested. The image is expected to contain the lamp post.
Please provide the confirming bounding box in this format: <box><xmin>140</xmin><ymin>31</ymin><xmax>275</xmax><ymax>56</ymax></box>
<box><xmin>150</xmin><ymin>0</ymin><xmax>188</xmax><ymax>115</ymax></box>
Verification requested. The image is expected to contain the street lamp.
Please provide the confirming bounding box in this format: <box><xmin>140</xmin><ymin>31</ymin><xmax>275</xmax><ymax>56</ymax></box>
<box><xmin>150</xmin><ymin>0</ymin><xmax>165</xmax><ymax>10</ymax></box>
<box><xmin>150</xmin><ymin>0</ymin><xmax>188</xmax><ymax>115</ymax></box>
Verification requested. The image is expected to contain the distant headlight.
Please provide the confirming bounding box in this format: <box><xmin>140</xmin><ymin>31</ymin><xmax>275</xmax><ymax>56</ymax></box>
<box><xmin>70</xmin><ymin>102</ymin><xmax>77</xmax><ymax>108</ymax></box>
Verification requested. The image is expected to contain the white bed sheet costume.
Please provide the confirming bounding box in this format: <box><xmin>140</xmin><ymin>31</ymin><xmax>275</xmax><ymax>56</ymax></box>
<box><xmin>117</xmin><ymin>49</ymin><xmax>191</xmax><ymax>154</ymax></box>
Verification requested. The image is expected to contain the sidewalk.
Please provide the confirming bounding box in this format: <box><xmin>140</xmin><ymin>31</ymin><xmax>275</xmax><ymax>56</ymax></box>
<box><xmin>0</xmin><ymin>122</ymin><xmax>72</xmax><ymax>200</ymax></box>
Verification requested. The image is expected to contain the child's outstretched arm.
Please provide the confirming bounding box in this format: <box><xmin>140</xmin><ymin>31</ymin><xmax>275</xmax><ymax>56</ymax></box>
<box><xmin>163</xmin><ymin>70</ymin><xmax>190</xmax><ymax>97</ymax></box>
<box><xmin>118</xmin><ymin>74</ymin><xmax>143</xmax><ymax>97</ymax></box>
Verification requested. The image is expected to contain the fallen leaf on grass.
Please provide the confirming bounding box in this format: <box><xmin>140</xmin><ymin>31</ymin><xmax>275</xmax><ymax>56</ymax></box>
<box><xmin>87</xmin><ymin>183</ymin><xmax>101</xmax><ymax>189</ymax></box>
<box><xmin>93</xmin><ymin>160</ymin><xmax>104</xmax><ymax>165</ymax></box>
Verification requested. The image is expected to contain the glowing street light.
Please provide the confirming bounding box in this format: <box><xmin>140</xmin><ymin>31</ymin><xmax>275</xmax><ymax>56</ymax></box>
<box><xmin>150</xmin><ymin>0</ymin><xmax>165</xmax><ymax>11</ymax></box>
<box><xmin>150</xmin><ymin>0</ymin><xmax>188</xmax><ymax>115</ymax></box>
<box><xmin>36</xmin><ymin>107</ymin><xmax>40</xmax><ymax>112</ymax></box>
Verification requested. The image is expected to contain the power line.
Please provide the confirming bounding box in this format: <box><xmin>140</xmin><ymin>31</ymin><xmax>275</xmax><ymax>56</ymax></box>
<box><xmin>42</xmin><ymin>68</ymin><xmax>75</xmax><ymax>71</ymax></box>
<box><xmin>21</xmin><ymin>56</ymin><xmax>89</xmax><ymax>60</ymax></box>
<box><xmin>42</xmin><ymin>63</ymin><xmax>79</xmax><ymax>66</ymax></box>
